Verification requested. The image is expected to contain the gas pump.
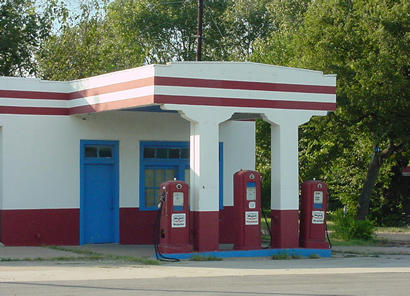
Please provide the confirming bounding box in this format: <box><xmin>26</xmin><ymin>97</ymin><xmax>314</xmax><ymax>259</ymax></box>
<box><xmin>157</xmin><ymin>180</ymin><xmax>193</xmax><ymax>254</ymax></box>
<box><xmin>300</xmin><ymin>180</ymin><xmax>330</xmax><ymax>249</ymax></box>
<box><xmin>233</xmin><ymin>170</ymin><xmax>262</xmax><ymax>250</ymax></box>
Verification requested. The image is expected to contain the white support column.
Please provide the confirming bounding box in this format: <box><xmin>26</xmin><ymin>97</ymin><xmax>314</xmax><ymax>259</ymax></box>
<box><xmin>189</xmin><ymin>118</ymin><xmax>221</xmax><ymax>212</ymax></box>
<box><xmin>162</xmin><ymin>104</ymin><xmax>234</xmax><ymax>251</ymax></box>
<box><xmin>263</xmin><ymin>109</ymin><xmax>323</xmax><ymax>248</ymax></box>
<box><xmin>270</xmin><ymin>122</ymin><xmax>300</xmax><ymax>210</ymax></box>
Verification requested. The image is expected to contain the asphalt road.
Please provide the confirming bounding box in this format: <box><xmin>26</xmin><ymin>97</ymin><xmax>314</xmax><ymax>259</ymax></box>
<box><xmin>1</xmin><ymin>255</ymin><xmax>410</xmax><ymax>296</ymax></box>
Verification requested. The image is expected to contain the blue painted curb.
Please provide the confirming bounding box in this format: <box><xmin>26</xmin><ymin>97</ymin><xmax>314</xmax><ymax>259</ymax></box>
<box><xmin>161</xmin><ymin>248</ymin><xmax>331</xmax><ymax>260</ymax></box>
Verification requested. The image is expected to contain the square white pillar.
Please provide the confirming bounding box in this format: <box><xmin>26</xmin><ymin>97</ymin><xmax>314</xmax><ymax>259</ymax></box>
<box><xmin>189</xmin><ymin>119</ymin><xmax>220</xmax><ymax>212</ymax></box>
<box><xmin>271</xmin><ymin>122</ymin><xmax>300</xmax><ymax>210</ymax></box>
<box><xmin>263</xmin><ymin>110</ymin><xmax>317</xmax><ymax>248</ymax></box>
<box><xmin>161</xmin><ymin>105</ymin><xmax>234</xmax><ymax>251</ymax></box>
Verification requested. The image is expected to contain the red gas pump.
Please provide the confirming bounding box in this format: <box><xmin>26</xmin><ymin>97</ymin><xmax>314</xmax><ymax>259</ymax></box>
<box><xmin>233</xmin><ymin>170</ymin><xmax>262</xmax><ymax>250</ymax></box>
<box><xmin>300</xmin><ymin>180</ymin><xmax>329</xmax><ymax>249</ymax></box>
<box><xmin>158</xmin><ymin>180</ymin><xmax>193</xmax><ymax>254</ymax></box>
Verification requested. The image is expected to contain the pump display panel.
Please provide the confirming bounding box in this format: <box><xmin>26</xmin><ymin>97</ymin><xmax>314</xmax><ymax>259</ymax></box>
<box><xmin>313</xmin><ymin>191</ymin><xmax>323</xmax><ymax>209</ymax></box>
<box><xmin>246</xmin><ymin>182</ymin><xmax>256</xmax><ymax>200</ymax></box>
<box><xmin>173</xmin><ymin>192</ymin><xmax>184</xmax><ymax>207</ymax></box>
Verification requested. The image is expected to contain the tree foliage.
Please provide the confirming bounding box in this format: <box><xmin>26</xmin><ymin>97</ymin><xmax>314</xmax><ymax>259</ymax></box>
<box><xmin>37</xmin><ymin>0</ymin><xmax>275</xmax><ymax>79</ymax></box>
<box><xmin>252</xmin><ymin>0</ymin><xmax>312</xmax><ymax>208</ymax></box>
<box><xmin>37</xmin><ymin>0</ymin><xmax>145</xmax><ymax>80</ymax></box>
<box><xmin>254</xmin><ymin>0</ymin><xmax>409</xmax><ymax>223</ymax></box>
<box><xmin>0</xmin><ymin>0</ymin><xmax>55</xmax><ymax>76</ymax></box>
<box><xmin>295</xmin><ymin>0</ymin><xmax>409</xmax><ymax>221</ymax></box>
<box><xmin>221</xmin><ymin>0</ymin><xmax>274</xmax><ymax>60</ymax></box>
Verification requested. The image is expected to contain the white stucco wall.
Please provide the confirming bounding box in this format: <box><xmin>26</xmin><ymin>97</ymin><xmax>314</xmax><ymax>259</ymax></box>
<box><xmin>220</xmin><ymin>121</ymin><xmax>255</xmax><ymax>207</ymax></box>
<box><xmin>0</xmin><ymin>112</ymin><xmax>254</xmax><ymax>210</ymax></box>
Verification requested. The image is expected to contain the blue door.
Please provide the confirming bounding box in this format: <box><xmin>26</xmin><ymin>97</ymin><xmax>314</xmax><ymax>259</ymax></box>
<box><xmin>80</xmin><ymin>141</ymin><xmax>119</xmax><ymax>244</ymax></box>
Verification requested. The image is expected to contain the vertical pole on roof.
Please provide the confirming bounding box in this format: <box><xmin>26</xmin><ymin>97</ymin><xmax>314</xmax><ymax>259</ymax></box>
<box><xmin>196</xmin><ymin>0</ymin><xmax>204</xmax><ymax>61</ymax></box>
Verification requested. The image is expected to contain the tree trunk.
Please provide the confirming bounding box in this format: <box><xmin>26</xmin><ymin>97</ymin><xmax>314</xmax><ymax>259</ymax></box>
<box><xmin>357</xmin><ymin>144</ymin><xmax>395</xmax><ymax>220</ymax></box>
<box><xmin>357</xmin><ymin>152</ymin><xmax>382</xmax><ymax>220</ymax></box>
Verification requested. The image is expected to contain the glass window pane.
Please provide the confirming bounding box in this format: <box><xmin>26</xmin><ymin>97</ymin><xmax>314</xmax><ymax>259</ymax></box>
<box><xmin>155</xmin><ymin>169</ymin><xmax>165</xmax><ymax>186</ymax></box>
<box><xmin>157</xmin><ymin>148</ymin><xmax>168</xmax><ymax>159</ymax></box>
<box><xmin>184</xmin><ymin>168</ymin><xmax>190</xmax><ymax>185</ymax></box>
<box><xmin>169</xmin><ymin>148</ymin><xmax>180</xmax><ymax>159</ymax></box>
<box><xmin>165</xmin><ymin>169</ymin><xmax>176</xmax><ymax>181</ymax></box>
<box><xmin>145</xmin><ymin>189</ymin><xmax>158</xmax><ymax>208</ymax></box>
<box><xmin>85</xmin><ymin>146</ymin><xmax>98</xmax><ymax>158</ymax></box>
<box><xmin>181</xmin><ymin>148</ymin><xmax>189</xmax><ymax>159</ymax></box>
<box><xmin>144</xmin><ymin>147</ymin><xmax>155</xmax><ymax>158</ymax></box>
<box><xmin>99</xmin><ymin>146</ymin><xmax>112</xmax><ymax>158</ymax></box>
<box><xmin>145</xmin><ymin>169</ymin><xmax>154</xmax><ymax>187</ymax></box>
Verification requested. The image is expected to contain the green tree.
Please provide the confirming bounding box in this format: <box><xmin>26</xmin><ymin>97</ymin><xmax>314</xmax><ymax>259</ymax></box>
<box><xmin>294</xmin><ymin>0</ymin><xmax>409</xmax><ymax>220</ymax></box>
<box><xmin>106</xmin><ymin>0</ymin><xmax>274</xmax><ymax>63</ymax></box>
<box><xmin>0</xmin><ymin>0</ymin><xmax>54</xmax><ymax>76</ymax></box>
<box><xmin>251</xmin><ymin>0</ymin><xmax>312</xmax><ymax>209</ymax></box>
<box><xmin>251</xmin><ymin>0</ymin><xmax>311</xmax><ymax>65</ymax></box>
<box><xmin>253</xmin><ymin>0</ymin><xmax>409</xmax><ymax>222</ymax></box>
<box><xmin>37</xmin><ymin>0</ymin><xmax>144</xmax><ymax>80</ymax></box>
<box><xmin>105</xmin><ymin>0</ymin><xmax>199</xmax><ymax>64</ymax></box>
<box><xmin>221</xmin><ymin>0</ymin><xmax>274</xmax><ymax>60</ymax></box>
<box><xmin>38</xmin><ymin>0</ymin><xmax>276</xmax><ymax>79</ymax></box>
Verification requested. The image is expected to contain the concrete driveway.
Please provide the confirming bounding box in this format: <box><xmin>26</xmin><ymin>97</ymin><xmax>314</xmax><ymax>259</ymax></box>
<box><xmin>1</xmin><ymin>254</ymin><xmax>410</xmax><ymax>296</ymax></box>
<box><xmin>1</xmin><ymin>233</ymin><xmax>410</xmax><ymax>296</ymax></box>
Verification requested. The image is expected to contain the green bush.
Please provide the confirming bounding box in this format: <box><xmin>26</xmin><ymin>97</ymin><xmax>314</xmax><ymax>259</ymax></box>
<box><xmin>331</xmin><ymin>209</ymin><xmax>375</xmax><ymax>240</ymax></box>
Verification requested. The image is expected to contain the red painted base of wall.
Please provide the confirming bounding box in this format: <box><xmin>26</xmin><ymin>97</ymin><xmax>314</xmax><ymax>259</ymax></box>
<box><xmin>0</xmin><ymin>208</ymin><xmax>159</xmax><ymax>246</ymax></box>
<box><xmin>119</xmin><ymin>208</ymin><xmax>157</xmax><ymax>244</ymax></box>
<box><xmin>158</xmin><ymin>243</ymin><xmax>193</xmax><ymax>254</ymax></box>
<box><xmin>0</xmin><ymin>208</ymin><xmax>231</xmax><ymax>247</ymax></box>
<box><xmin>192</xmin><ymin>211</ymin><xmax>219</xmax><ymax>252</ymax></box>
<box><xmin>219</xmin><ymin>206</ymin><xmax>234</xmax><ymax>243</ymax></box>
<box><xmin>0</xmin><ymin>209</ymin><xmax>79</xmax><ymax>246</ymax></box>
<box><xmin>270</xmin><ymin>209</ymin><xmax>299</xmax><ymax>248</ymax></box>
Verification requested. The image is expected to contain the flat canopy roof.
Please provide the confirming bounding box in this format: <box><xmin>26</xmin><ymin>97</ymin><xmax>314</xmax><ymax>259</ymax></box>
<box><xmin>0</xmin><ymin>62</ymin><xmax>336</xmax><ymax>116</ymax></box>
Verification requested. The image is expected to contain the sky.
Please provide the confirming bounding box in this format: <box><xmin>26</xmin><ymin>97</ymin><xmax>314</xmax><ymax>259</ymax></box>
<box><xmin>34</xmin><ymin>0</ymin><xmax>113</xmax><ymax>30</ymax></box>
<box><xmin>35</xmin><ymin>0</ymin><xmax>112</xmax><ymax>15</ymax></box>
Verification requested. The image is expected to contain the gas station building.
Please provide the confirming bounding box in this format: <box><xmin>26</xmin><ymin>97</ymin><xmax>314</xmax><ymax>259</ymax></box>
<box><xmin>0</xmin><ymin>62</ymin><xmax>336</xmax><ymax>252</ymax></box>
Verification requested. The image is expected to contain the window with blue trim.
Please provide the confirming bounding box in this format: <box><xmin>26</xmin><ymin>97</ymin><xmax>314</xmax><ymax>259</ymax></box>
<box><xmin>140</xmin><ymin>141</ymin><xmax>223</xmax><ymax>211</ymax></box>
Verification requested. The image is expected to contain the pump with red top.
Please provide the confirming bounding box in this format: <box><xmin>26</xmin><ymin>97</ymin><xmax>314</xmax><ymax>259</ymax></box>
<box><xmin>300</xmin><ymin>180</ymin><xmax>329</xmax><ymax>249</ymax></box>
<box><xmin>158</xmin><ymin>180</ymin><xmax>193</xmax><ymax>254</ymax></box>
<box><xmin>233</xmin><ymin>170</ymin><xmax>262</xmax><ymax>250</ymax></box>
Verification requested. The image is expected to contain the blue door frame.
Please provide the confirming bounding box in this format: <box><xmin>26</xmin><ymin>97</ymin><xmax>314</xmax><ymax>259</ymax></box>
<box><xmin>80</xmin><ymin>140</ymin><xmax>119</xmax><ymax>245</ymax></box>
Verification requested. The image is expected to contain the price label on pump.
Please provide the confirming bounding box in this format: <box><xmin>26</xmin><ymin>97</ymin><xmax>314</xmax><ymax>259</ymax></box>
<box><xmin>312</xmin><ymin>211</ymin><xmax>325</xmax><ymax>224</ymax></box>
<box><xmin>245</xmin><ymin>211</ymin><xmax>259</xmax><ymax>225</ymax></box>
<box><xmin>171</xmin><ymin>213</ymin><xmax>186</xmax><ymax>228</ymax></box>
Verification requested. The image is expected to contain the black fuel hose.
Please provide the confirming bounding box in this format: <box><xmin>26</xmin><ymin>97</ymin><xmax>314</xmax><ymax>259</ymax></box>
<box><xmin>325</xmin><ymin>220</ymin><xmax>332</xmax><ymax>249</ymax></box>
<box><xmin>153</xmin><ymin>201</ymin><xmax>180</xmax><ymax>262</ymax></box>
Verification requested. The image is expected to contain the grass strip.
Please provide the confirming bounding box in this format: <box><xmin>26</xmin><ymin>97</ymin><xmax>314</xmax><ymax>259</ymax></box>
<box><xmin>272</xmin><ymin>253</ymin><xmax>305</xmax><ymax>260</ymax></box>
<box><xmin>0</xmin><ymin>246</ymin><xmax>158</xmax><ymax>264</ymax></box>
<box><xmin>49</xmin><ymin>246</ymin><xmax>159</xmax><ymax>265</ymax></box>
<box><xmin>189</xmin><ymin>255</ymin><xmax>223</xmax><ymax>261</ymax></box>
<box><xmin>376</xmin><ymin>226</ymin><xmax>410</xmax><ymax>233</ymax></box>
<box><xmin>332</xmin><ymin>249</ymin><xmax>410</xmax><ymax>256</ymax></box>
